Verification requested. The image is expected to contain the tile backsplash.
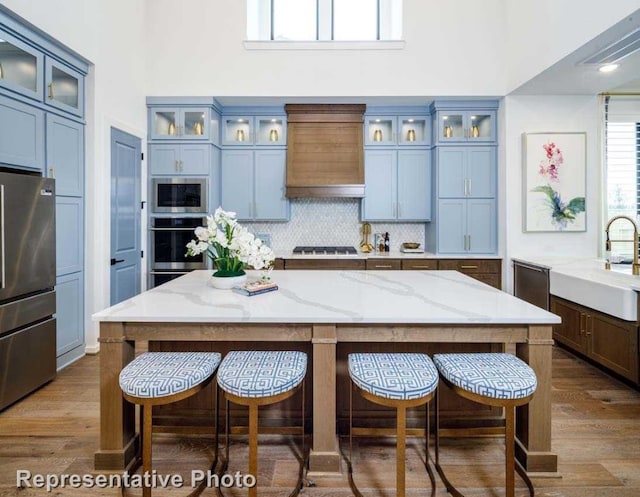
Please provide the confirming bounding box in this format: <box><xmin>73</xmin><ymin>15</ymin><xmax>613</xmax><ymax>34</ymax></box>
<box><xmin>247</xmin><ymin>198</ymin><xmax>426</xmax><ymax>254</ymax></box>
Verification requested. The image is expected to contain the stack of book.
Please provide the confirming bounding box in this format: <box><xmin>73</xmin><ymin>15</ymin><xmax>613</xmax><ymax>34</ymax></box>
<box><xmin>232</xmin><ymin>280</ymin><xmax>279</xmax><ymax>296</ymax></box>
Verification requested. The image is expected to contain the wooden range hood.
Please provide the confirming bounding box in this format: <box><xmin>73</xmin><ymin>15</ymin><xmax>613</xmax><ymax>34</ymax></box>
<box><xmin>285</xmin><ymin>104</ymin><xmax>366</xmax><ymax>198</ymax></box>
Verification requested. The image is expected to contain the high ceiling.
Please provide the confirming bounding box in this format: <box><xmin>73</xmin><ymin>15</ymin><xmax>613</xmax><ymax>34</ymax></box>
<box><xmin>511</xmin><ymin>8</ymin><xmax>640</xmax><ymax>95</ymax></box>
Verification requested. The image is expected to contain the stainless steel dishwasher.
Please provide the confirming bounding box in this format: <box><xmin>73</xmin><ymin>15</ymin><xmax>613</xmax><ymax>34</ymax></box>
<box><xmin>513</xmin><ymin>260</ymin><xmax>550</xmax><ymax>310</ymax></box>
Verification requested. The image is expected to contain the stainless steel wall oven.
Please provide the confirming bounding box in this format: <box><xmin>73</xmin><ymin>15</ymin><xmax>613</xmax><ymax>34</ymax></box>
<box><xmin>151</xmin><ymin>178</ymin><xmax>208</xmax><ymax>213</ymax></box>
<box><xmin>149</xmin><ymin>217</ymin><xmax>207</xmax><ymax>288</ymax></box>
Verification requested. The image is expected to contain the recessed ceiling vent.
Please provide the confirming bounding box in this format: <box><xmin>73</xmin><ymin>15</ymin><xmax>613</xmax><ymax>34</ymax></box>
<box><xmin>581</xmin><ymin>27</ymin><xmax>640</xmax><ymax>65</ymax></box>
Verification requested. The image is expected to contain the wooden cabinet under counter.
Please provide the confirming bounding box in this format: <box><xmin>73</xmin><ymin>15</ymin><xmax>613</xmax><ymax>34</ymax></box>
<box><xmin>365</xmin><ymin>258</ymin><xmax>402</xmax><ymax>270</ymax></box>
<box><xmin>284</xmin><ymin>259</ymin><xmax>366</xmax><ymax>270</ymax></box>
<box><xmin>438</xmin><ymin>259</ymin><xmax>502</xmax><ymax>289</ymax></box>
<box><xmin>401</xmin><ymin>259</ymin><xmax>438</xmax><ymax>270</ymax></box>
<box><xmin>551</xmin><ymin>295</ymin><xmax>639</xmax><ymax>384</ymax></box>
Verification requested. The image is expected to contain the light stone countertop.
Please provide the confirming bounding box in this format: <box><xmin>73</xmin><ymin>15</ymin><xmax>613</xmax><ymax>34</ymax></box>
<box><xmin>93</xmin><ymin>269</ymin><xmax>559</xmax><ymax>325</ymax></box>
<box><xmin>278</xmin><ymin>250</ymin><xmax>502</xmax><ymax>260</ymax></box>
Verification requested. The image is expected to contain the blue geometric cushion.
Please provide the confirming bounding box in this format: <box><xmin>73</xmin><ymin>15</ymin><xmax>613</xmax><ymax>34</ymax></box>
<box><xmin>217</xmin><ymin>351</ymin><xmax>307</xmax><ymax>398</ymax></box>
<box><xmin>433</xmin><ymin>353</ymin><xmax>537</xmax><ymax>400</ymax></box>
<box><xmin>119</xmin><ymin>352</ymin><xmax>221</xmax><ymax>399</ymax></box>
<box><xmin>348</xmin><ymin>353</ymin><xmax>439</xmax><ymax>401</ymax></box>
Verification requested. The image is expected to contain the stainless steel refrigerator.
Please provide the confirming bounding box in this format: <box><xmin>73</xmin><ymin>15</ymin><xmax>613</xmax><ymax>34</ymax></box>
<box><xmin>0</xmin><ymin>169</ymin><xmax>56</xmax><ymax>411</ymax></box>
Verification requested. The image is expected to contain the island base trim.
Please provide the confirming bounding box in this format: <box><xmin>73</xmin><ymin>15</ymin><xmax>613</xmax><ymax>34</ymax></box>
<box><xmin>308</xmin><ymin>447</ymin><xmax>342</xmax><ymax>475</ymax></box>
<box><xmin>515</xmin><ymin>439</ymin><xmax>558</xmax><ymax>473</ymax></box>
<box><xmin>94</xmin><ymin>435</ymin><xmax>139</xmax><ymax>471</ymax></box>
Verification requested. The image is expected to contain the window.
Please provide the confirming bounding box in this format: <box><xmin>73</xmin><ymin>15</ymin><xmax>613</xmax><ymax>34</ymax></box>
<box><xmin>247</xmin><ymin>0</ymin><xmax>402</xmax><ymax>42</ymax></box>
<box><xmin>604</xmin><ymin>95</ymin><xmax>640</xmax><ymax>259</ymax></box>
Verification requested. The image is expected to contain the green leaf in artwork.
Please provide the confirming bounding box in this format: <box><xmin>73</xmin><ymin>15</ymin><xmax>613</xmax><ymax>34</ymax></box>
<box><xmin>566</xmin><ymin>197</ymin><xmax>585</xmax><ymax>215</ymax></box>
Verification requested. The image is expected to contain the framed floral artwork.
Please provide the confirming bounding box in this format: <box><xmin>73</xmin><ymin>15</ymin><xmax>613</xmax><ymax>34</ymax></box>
<box><xmin>523</xmin><ymin>132</ymin><xmax>586</xmax><ymax>232</ymax></box>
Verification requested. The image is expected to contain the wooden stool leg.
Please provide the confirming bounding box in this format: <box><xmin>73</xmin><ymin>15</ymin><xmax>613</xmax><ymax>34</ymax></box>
<box><xmin>248</xmin><ymin>403</ymin><xmax>258</xmax><ymax>497</ymax></box>
<box><xmin>506</xmin><ymin>406</ymin><xmax>515</xmax><ymax>497</ymax></box>
<box><xmin>142</xmin><ymin>404</ymin><xmax>152</xmax><ymax>497</ymax></box>
<box><xmin>397</xmin><ymin>406</ymin><xmax>406</xmax><ymax>497</ymax></box>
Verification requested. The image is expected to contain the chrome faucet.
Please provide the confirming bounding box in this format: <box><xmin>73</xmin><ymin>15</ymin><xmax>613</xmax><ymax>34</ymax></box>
<box><xmin>605</xmin><ymin>215</ymin><xmax>640</xmax><ymax>275</ymax></box>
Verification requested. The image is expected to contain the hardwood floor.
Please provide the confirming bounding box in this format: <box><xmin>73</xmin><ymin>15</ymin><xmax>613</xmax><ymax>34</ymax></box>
<box><xmin>1</xmin><ymin>346</ymin><xmax>639</xmax><ymax>496</ymax></box>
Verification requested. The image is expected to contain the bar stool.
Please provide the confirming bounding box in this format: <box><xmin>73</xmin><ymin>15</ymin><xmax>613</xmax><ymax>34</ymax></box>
<box><xmin>216</xmin><ymin>350</ymin><xmax>307</xmax><ymax>497</ymax></box>
<box><xmin>433</xmin><ymin>353</ymin><xmax>537</xmax><ymax>497</ymax></box>
<box><xmin>119</xmin><ymin>351</ymin><xmax>222</xmax><ymax>497</ymax></box>
<box><xmin>347</xmin><ymin>352</ymin><xmax>439</xmax><ymax>497</ymax></box>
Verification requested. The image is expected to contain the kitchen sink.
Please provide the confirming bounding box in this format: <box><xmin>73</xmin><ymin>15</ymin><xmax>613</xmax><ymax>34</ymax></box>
<box><xmin>550</xmin><ymin>266</ymin><xmax>639</xmax><ymax>321</ymax></box>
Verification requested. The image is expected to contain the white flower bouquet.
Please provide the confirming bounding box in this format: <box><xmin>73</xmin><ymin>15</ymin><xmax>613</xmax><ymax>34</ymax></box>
<box><xmin>186</xmin><ymin>207</ymin><xmax>275</xmax><ymax>277</ymax></box>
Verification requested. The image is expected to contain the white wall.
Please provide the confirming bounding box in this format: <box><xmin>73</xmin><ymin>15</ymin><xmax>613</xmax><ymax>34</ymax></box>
<box><xmin>144</xmin><ymin>0</ymin><xmax>508</xmax><ymax>97</ymax></box>
<box><xmin>1</xmin><ymin>0</ymin><xmax>148</xmax><ymax>352</ymax></box>
<box><xmin>505</xmin><ymin>0</ymin><xmax>640</xmax><ymax>92</ymax></box>
<box><xmin>501</xmin><ymin>95</ymin><xmax>601</xmax><ymax>293</ymax></box>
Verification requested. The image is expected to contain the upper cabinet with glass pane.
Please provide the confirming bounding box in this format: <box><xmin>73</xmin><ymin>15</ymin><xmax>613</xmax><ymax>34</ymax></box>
<box><xmin>221</xmin><ymin>114</ymin><xmax>287</xmax><ymax>146</ymax></box>
<box><xmin>430</xmin><ymin>101</ymin><xmax>498</xmax><ymax>145</ymax></box>
<box><xmin>0</xmin><ymin>28</ymin><xmax>43</xmax><ymax>101</ymax></box>
<box><xmin>45</xmin><ymin>58</ymin><xmax>84</xmax><ymax>117</ymax></box>
<box><xmin>150</xmin><ymin>107</ymin><xmax>211</xmax><ymax>141</ymax></box>
<box><xmin>0</xmin><ymin>22</ymin><xmax>87</xmax><ymax>118</ymax></box>
<box><xmin>365</xmin><ymin>111</ymin><xmax>430</xmax><ymax>146</ymax></box>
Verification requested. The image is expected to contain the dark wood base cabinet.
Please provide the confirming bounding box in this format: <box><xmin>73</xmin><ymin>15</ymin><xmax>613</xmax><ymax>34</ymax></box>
<box><xmin>551</xmin><ymin>296</ymin><xmax>639</xmax><ymax>384</ymax></box>
<box><xmin>283</xmin><ymin>258</ymin><xmax>501</xmax><ymax>289</ymax></box>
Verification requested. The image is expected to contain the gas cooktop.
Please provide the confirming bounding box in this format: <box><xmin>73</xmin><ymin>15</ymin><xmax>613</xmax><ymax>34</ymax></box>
<box><xmin>292</xmin><ymin>246</ymin><xmax>358</xmax><ymax>255</ymax></box>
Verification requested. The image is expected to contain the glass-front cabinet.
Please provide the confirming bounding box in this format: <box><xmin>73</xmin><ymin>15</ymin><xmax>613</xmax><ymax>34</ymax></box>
<box><xmin>222</xmin><ymin>115</ymin><xmax>287</xmax><ymax>146</ymax></box>
<box><xmin>365</xmin><ymin>114</ymin><xmax>430</xmax><ymax>146</ymax></box>
<box><xmin>150</xmin><ymin>107</ymin><xmax>210</xmax><ymax>140</ymax></box>
<box><xmin>223</xmin><ymin>116</ymin><xmax>254</xmax><ymax>145</ymax></box>
<box><xmin>435</xmin><ymin>110</ymin><xmax>495</xmax><ymax>143</ymax></box>
<box><xmin>256</xmin><ymin>116</ymin><xmax>286</xmax><ymax>145</ymax></box>
<box><xmin>398</xmin><ymin>116</ymin><xmax>429</xmax><ymax>145</ymax></box>
<box><xmin>365</xmin><ymin>116</ymin><xmax>395</xmax><ymax>146</ymax></box>
<box><xmin>45</xmin><ymin>58</ymin><xmax>84</xmax><ymax>117</ymax></box>
<box><xmin>0</xmin><ymin>28</ymin><xmax>43</xmax><ymax>100</ymax></box>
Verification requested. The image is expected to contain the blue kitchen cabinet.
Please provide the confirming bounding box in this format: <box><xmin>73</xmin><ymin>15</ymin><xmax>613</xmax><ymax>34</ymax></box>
<box><xmin>0</xmin><ymin>94</ymin><xmax>44</xmax><ymax>171</ymax></box>
<box><xmin>397</xmin><ymin>150</ymin><xmax>431</xmax><ymax>220</ymax></box>
<box><xmin>365</xmin><ymin>116</ymin><xmax>396</xmax><ymax>146</ymax></box>
<box><xmin>362</xmin><ymin>149</ymin><xmax>396</xmax><ymax>219</ymax></box>
<box><xmin>437</xmin><ymin>198</ymin><xmax>496</xmax><ymax>254</ymax></box>
<box><xmin>430</xmin><ymin>101</ymin><xmax>498</xmax><ymax>145</ymax></box>
<box><xmin>222</xmin><ymin>114</ymin><xmax>287</xmax><ymax>146</ymax></box>
<box><xmin>56</xmin><ymin>196</ymin><xmax>84</xmax><ymax>275</ymax></box>
<box><xmin>1</xmin><ymin>6</ymin><xmax>88</xmax><ymax>369</ymax></box>
<box><xmin>221</xmin><ymin>149</ymin><xmax>289</xmax><ymax>221</ymax></box>
<box><xmin>46</xmin><ymin>113</ymin><xmax>84</xmax><ymax>196</ymax></box>
<box><xmin>254</xmin><ymin>150</ymin><xmax>289</xmax><ymax>220</ymax></box>
<box><xmin>149</xmin><ymin>106</ymin><xmax>211</xmax><ymax>140</ymax></box>
<box><xmin>397</xmin><ymin>116</ymin><xmax>430</xmax><ymax>146</ymax></box>
<box><xmin>255</xmin><ymin>116</ymin><xmax>286</xmax><ymax>145</ymax></box>
<box><xmin>55</xmin><ymin>271</ymin><xmax>84</xmax><ymax>364</ymax></box>
<box><xmin>148</xmin><ymin>143</ymin><xmax>211</xmax><ymax>175</ymax></box>
<box><xmin>221</xmin><ymin>149</ymin><xmax>253</xmax><ymax>219</ymax></box>
<box><xmin>365</xmin><ymin>113</ymin><xmax>430</xmax><ymax>146</ymax></box>
<box><xmin>438</xmin><ymin>146</ymin><xmax>495</xmax><ymax>198</ymax></box>
<box><xmin>362</xmin><ymin>148</ymin><xmax>430</xmax><ymax>221</ymax></box>
<box><xmin>45</xmin><ymin>57</ymin><xmax>84</xmax><ymax>117</ymax></box>
<box><xmin>0</xmin><ymin>26</ymin><xmax>44</xmax><ymax>101</ymax></box>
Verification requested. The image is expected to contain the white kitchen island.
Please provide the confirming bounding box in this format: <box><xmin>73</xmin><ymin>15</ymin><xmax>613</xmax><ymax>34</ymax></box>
<box><xmin>93</xmin><ymin>269</ymin><xmax>560</xmax><ymax>475</ymax></box>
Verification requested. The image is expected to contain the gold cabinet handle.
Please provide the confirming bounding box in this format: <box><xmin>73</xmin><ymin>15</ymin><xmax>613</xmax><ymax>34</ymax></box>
<box><xmin>374</xmin><ymin>265</ymin><xmax>393</xmax><ymax>269</ymax></box>
<box><xmin>460</xmin><ymin>265</ymin><xmax>478</xmax><ymax>269</ymax></box>
<box><xmin>585</xmin><ymin>315</ymin><xmax>592</xmax><ymax>336</ymax></box>
<box><xmin>411</xmin><ymin>265</ymin><xmax>434</xmax><ymax>269</ymax></box>
<box><xmin>48</xmin><ymin>82</ymin><xmax>54</xmax><ymax>99</ymax></box>
<box><xmin>579</xmin><ymin>313</ymin><xmax>585</xmax><ymax>336</ymax></box>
